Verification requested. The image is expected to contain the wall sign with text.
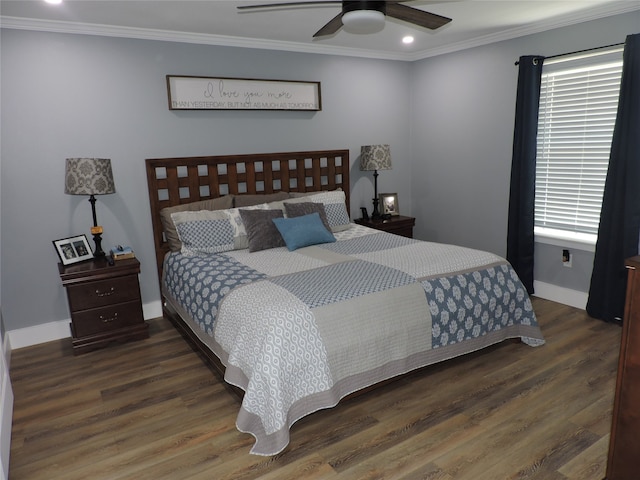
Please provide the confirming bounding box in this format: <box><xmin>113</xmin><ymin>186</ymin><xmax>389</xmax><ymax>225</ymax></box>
<box><xmin>166</xmin><ymin>76</ymin><xmax>322</xmax><ymax>111</ymax></box>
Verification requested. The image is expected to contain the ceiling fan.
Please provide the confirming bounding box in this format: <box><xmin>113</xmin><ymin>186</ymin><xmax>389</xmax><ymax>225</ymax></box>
<box><xmin>237</xmin><ymin>1</ymin><xmax>452</xmax><ymax>38</ymax></box>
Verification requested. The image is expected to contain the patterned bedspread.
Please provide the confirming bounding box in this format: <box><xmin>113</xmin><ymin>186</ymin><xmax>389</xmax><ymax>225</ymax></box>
<box><xmin>163</xmin><ymin>225</ymin><xmax>544</xmax><ymax>455</ymax></box>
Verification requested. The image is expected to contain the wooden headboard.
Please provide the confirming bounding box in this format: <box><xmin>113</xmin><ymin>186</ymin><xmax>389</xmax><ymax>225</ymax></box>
<box><xmin>145</xmin><ymin>149</ymin><xmax>350</xmax><ymax>281</ymax></box>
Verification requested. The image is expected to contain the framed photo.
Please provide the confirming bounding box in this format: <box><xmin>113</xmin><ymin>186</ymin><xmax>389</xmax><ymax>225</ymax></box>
<box><xmin>379</xmin><ymin>193</ymin><xmax>399</xmax><ymax>216</ymax></box>
<box><xmin>53</xmin><ymin>235</ymin><xmax>94</xmax><ymax>265</ymax></box>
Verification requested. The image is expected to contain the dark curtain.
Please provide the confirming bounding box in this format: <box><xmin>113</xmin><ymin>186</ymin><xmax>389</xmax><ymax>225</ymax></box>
<box><xmin>506</xmin><ymin>55</ymin><xmax>544</xmax><ymax>294</ymax></box>
<box><xmin>587</xmin><ymin>33</ymin><xmax>640</xmax><ymax>322</ymax></box>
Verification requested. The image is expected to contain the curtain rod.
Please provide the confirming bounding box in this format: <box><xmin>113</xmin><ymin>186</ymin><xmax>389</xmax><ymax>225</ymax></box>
<box><xmin>514</xmin><ymin>41</ymin><xmax>624</xmax><ymax>65</ymax></box>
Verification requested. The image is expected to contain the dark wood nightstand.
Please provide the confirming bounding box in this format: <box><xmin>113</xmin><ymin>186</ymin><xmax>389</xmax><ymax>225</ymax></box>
<box><xmin>354</xmin><ymin>215</ymin><xmax>415</xmax><ymax>238</ymax></box>
<box><xmin>58</xmin><ymin>257</ymin><xmax>149</xmax><ymax>355</ymax></box>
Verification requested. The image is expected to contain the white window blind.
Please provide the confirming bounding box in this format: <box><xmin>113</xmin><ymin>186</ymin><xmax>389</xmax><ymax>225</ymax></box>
<box><xmin>535</xmin><ymin>48</ymin><xmax>623</xmax><ymax>238</ymax></box>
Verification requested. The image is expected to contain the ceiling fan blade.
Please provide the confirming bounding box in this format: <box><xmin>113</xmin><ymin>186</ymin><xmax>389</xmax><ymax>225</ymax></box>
<box><xmin>386</xmin><ymin>3</ymin><xmax>451</xmax><ymax>30</ymax></box>
<box><xmin>313</xmin><ymin>12</ymin><xmax>344</xmax><ymax>37</ymax></box>
<box><xmin>237</xmin><ymin>1</ymin><xmax>339</xmax><ymax>10</ymax></box>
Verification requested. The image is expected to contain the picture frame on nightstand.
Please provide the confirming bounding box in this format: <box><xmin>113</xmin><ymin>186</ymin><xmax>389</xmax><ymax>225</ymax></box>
<box><xmin>379</xmin><ymin>193</ymin><xmax>399</xmax><ymax>216</ymax></box>
<box><xmin>53</xmin><ymin>234</ymin><xmax>94</xmax><ymax>265</ymax></box>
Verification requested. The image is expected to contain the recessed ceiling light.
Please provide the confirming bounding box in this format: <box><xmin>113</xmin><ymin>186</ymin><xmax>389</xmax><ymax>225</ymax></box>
<box><xmin>44</xmin><ymin>0</ymin><xmax>63</xmax><ymax>4</ymax></box>
<box><xmin>402</xmin><ymin>36</ymin><xmax>415</xmax><ymax>45</ymax></box>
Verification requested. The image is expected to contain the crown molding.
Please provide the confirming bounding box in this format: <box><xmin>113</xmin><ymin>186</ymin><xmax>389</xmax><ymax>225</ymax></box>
<box><xmin>0</xmin><ymin>16</ymin><xmax>412</xmax><ymax>61</ymax></box>
<box><xmin>407</xmin><ymin>1</ymin><xmax>640</xmax><ymax>61</ymax></box>
<box><xmin>2</xmin><ymin>2</ymin><xmax>638</xmax><ymax>63</ymax></box>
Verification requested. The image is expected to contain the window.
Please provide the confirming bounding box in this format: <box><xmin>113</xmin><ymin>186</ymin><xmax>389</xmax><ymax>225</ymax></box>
<box><xmin>535</xmin><ymin>48</ymin><xmax>623</xmax><ymax>246</ymax></box>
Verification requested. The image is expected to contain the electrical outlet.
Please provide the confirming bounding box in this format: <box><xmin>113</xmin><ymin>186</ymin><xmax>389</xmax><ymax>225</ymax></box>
<box><xmin>562</xmin><ymin>249</ymin><xmax>572</xmax><ymax>268</ymax></box>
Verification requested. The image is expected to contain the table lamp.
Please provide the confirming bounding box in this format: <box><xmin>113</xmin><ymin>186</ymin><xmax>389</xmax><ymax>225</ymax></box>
<box><xmin>64</xmin><ymin>158</ymin><xmax>116</xmax><ymax>257</ymax></box>
<box><xmin>359</xmin><ymin>145</ymin><xmax>392</xmax><ymax>219</ymax></box>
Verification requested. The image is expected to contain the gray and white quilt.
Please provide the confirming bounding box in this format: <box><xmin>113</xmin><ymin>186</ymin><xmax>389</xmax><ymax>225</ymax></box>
<box><xmin>162</xmin><ymin>224</ymin><xmax>545</xmax><ymax>455</ymax></box>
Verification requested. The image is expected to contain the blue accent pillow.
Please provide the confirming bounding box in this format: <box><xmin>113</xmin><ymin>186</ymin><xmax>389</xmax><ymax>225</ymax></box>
<box><xmin>272</xmin><ymin>213</ymin><xmax>336</xmax><ymax>251</ymax></box>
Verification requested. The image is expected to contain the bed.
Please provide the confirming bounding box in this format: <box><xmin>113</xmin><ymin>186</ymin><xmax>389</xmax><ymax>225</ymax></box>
<box><xmin>145</xmin><ymin>149</ymin><xmax>545</xmax><ymax>456</ymax></box>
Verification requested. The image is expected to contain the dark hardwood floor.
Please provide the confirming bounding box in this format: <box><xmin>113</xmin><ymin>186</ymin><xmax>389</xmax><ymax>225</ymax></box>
<box><xmin>9</xmin><ymin>297</ymin><xmax>621</xmax><ymax>479</ymax></box>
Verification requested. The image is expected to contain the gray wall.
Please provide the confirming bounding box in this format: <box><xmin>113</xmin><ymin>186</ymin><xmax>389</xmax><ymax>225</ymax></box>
<box><xmin>1</xmin><ymin>11</ymin><xmax>638</xmax><ymax>333</ymax></box>
<box><xmin>410</xmin><ymin>12</ymin><xmax>640</xmax><ymax>292</ymax></box>
<box><xmin>0</xmin><ymin>30</ymin><xmax>412</xmax><ymax>331</ymax></box>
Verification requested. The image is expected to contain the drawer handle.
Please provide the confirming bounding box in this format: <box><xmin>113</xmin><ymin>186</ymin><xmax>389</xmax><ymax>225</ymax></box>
<box><xmin>96</xmin><ymin>287</ymin><xmax>115</xmax><ymax>297</ymax></box>
<box><xmin>99</xmin><ymin>312</ymin><xmax>118</xmax><ymax>323</ymax></box>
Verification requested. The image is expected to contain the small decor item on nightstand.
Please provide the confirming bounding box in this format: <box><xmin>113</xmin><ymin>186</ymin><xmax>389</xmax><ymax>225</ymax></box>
<box><xmin>110</xmin><ymin>245</ymin><xmax>135</xmax><ymax>261</ymax></box>
<box><xmin>64</xmin><ymin>158</ymin><xmax>116</xmax><ymax>258</ymax></box>
<box><xmin>53</xmin><ymin>234</ymin><xmax>94</xmax><ymax>265</ymax></box>
<box><xmin>379</xmin><ymin>193</ymin><xmax>399</xmax><ymax>216</ymax></box>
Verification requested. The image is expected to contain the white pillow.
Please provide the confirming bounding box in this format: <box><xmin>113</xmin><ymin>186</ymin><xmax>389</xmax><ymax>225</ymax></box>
<box><xmin>171</xmin><ymin>210</ymin><xmax>235</xmax><ymax>256</ymax></box>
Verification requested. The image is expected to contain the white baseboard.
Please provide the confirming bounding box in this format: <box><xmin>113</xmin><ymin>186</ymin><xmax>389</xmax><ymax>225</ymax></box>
<box><xmin>8</xmin><ymin>320</ymin><xmax>71</xmax><ymax>351</ymax></box>
<box><xmin>533</xmin><ymin>281</ymin><xmax>588</xmax><ymax>310</ymax></box>
<box><xmin>7</xmin><ymin>300</ymin><xmax>163</xmax><ymax>350</ymax></box>
<box><xmin>2</xmin><ymin>337</ymin><xmax>9</xmax><ymax>372</ymax></box>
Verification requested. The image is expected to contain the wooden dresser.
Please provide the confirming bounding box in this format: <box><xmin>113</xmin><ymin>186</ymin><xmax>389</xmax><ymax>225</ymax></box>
<box><xmin>58</xmin><ymin>257</ymin><xmax>148</xmax><ymax>355</ymax></box>
<box><xmin>604</xmin><ymin>256</ymin><xmax>640</xmax><ymax>479</ymax></box>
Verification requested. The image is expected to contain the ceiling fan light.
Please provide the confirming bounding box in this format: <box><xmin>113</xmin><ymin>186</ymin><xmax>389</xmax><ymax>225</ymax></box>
<box><xmin>342</xmin><ymin>10</ymin><xmax>385</xmax><ymax>34</ymax></box>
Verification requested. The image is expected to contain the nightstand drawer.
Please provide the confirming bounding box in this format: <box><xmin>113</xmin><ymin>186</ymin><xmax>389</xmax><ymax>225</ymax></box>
<box><xmin>71</xmin><ymin>301</ymin><xmax>144</xmax><ymax>337</ymax></box>
<box><xmin>66</xmin><ymin>274</ymin><xmax>140</xmax><ymax>311</ymax></box>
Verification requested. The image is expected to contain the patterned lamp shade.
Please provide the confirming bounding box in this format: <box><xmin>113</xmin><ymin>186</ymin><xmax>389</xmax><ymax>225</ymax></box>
<box><xmin>359</xmin><ymin>145</ymin><xmax>392</xmax><ymax>171</ymax></box>
<box><xmin>64</xmin><ymin>158</ymin><xmax>116</xmax><ymax>195</ymax></box>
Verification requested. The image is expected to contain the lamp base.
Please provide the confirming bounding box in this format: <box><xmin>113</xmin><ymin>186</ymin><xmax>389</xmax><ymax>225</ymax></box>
<box><xmin>93</xmin><ymin>232</ymin><xmax>106</xmax><ymax>257</ymax></box>
<box><xmin>371</xmin><ymin>169</ymin><xmax>381</xmax><ymax>219</ymax></box>
<box><xmin>88</xmin><ymin>196</ymin><xmax>106</xmax><ymax>257</ymax></box>
<box><xmin>371</xmin><ymin>198</ymin><xmax>381</xmax><ymax>219</ymax></box>
<box><xmin>90</xmin><ymin>226</ymin><xmax>106</xmax><ymax>257</ymax></box>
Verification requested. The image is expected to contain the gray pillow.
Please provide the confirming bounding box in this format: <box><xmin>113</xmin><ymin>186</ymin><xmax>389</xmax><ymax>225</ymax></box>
<box><xmin>234</xmin><ymin>192</ymin><xmax>290</xmax><ymax>207</ymax></box>
<box><xmin>288</xmin><ymin>191</ymin><xmax>319</xmax><ymax>198</ymax></box>
<box><xmin>239</xmin><ymin>209</ymin><xmax>286</xmax><ymax>252</ymax></box>
<box><xmin>284</xmin><ymin>190</ymin><xmax>351</xmax><ymax>232</ymax></box>
<box><xmin>160</xmin><ymin>195</ymin><xmax>234</xmax><ymax>251</ymax></box>
<box><xmin>284</xmin><ymin>202</ymin><xmax>332</xmax><ymax>233</ymax></box>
